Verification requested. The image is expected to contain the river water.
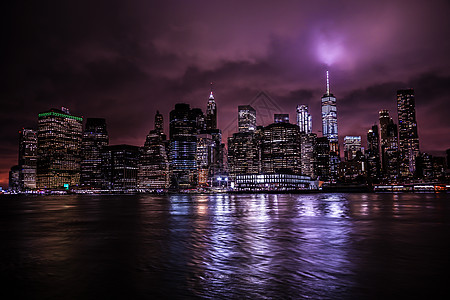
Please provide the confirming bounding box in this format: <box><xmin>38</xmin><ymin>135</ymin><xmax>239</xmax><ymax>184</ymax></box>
<box><xmin>1</xmin><ymin>193</ymin><xmax>449</xmax><ymax>299</ymax></box>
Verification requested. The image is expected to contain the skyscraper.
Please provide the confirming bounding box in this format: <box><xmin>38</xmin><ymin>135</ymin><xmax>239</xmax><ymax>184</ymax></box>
<box><xmin>379</xmin><ymin>110</ymin><xmax>400</xmax><ymax>182</ymax></box>
<box><xmin>228</xmin><ymin>108</ymin><xmax>261</xmax><ymax>180</ymax></box>
<box><xmin>206</xmin><ymin>84</ymin><xmax>217</xmax><ymax>131</ymax></box>
<box><xmin>297</xmin><ymin>105</ymin><xmax>312</xmax><ymax>134</ymax></box>
<box><xmin>80</xmin><ymin>118</ymin><xmax>109</xmax><ymax>189</ymax></box>
<box><xmin>37</xmin><ymin>108</ymin><xmax>83</xmax><ymax>189</ymax></box>
<box><xmin>344</xmin><ymin>136</ymin><xmax>362</xmax><ymax>161</ymax></box>
<box><xmin>397</xmin><ymin>89</ymin><xmax>420</xmax><ymax>179</ymax></box>
<box><xmin>138</xmin><ymin>111</ymin><xmax>169</xmax><ymax>190</ymax></box>
<box><xmin>102</xmin><ymin>145</ymin><xmax>139</xmax><ymax>191</ymax></box>
<box><xmin>169</xmin><ymin>103</ymin><xmax>198</xmax><ymax>189</ymax></box>
<box><xmin>314</xmin><ymin>137</ymin><xmax>330</xmax><ymax>181</ymax></box>
<box><xmin>261</xmin><ymin>122</ymin><xmax>301</xmax><ymax>175</ymax></box>
<box><xmin>300</xmin><ymin>132</ymin><xmax>316</xmax><ymax>178</ymax></box>
<box><xmin>238</xmin><ymin>105</ymin><xmax>257</xmax><ymax>133</ymax></box>
<box><xmin>321</xmin><ymin>71</ymin><xmax>339</xmax><ymax>181</ymax></box>
<box><xmin>366</xmin><ymin>125</ymin><xmax>381</xmax><ymax>182</ymax></box>
<box><xmin>18</xmin><ymin>128</ymin><xmax>37</xmax><ymax>190</ymax></box>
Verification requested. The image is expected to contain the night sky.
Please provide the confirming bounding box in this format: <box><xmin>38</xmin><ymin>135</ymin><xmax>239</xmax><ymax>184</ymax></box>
<box><xmin>1</xmin><ymin>0</ymin><xmax>450</xmax><ymax>188</ymax></box>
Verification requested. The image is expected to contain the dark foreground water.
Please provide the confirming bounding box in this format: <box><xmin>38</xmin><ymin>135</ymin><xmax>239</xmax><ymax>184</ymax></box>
<box><xmin>1</xmin><ymin>193</ymin><xmax>450</xmax><ymax>299</ymax></box>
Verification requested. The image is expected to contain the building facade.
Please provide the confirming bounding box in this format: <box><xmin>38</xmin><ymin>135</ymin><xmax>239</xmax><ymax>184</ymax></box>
<box><xmin>102</xmin><ymin>145</ymin><xmax>139</xmax><ymax>190</ymax></box>
<box><xmin>80</xmin><ymin>118</ymin><xmax>109</xmax><ymax>189</ymax></box>
<box><xmin>18</xmin><ymin>128</ymin><xmax>37</xmax><ymax>190</ymax></box>
<box><xmin>321</xmin><ymin>71</ymin><xmax>339</xmax><ymax>181</ymax></box>
<box><xmin>261</xmin><ymin>122</ymin><xmax>301</xmax><ymax>175</ymax></box>
<box><xmin>397</xmin><ymin>89</ymin><xmax>420</xmax><ymax>179</ymax></box>
<box><xmin>238</xmin><ymin>105</ymin><xmax>257</xmax><ymax>133</ymax></box>
<box><xmin>366</xmin><ymin>125</ymin><xmax>381</xmax><ymax>182</ymax></box>
<box><xmin>37</xmin><ymin>108</ymin><xmax>83</xmax><ymax>189</ymax></box>
<box><xmin>138</xmin><ymin>111</ymin><xmax>169</xmax><ymax>190</ymax></box>
<box><xmin>296</xmin><ymin>105</ymin><xmax>312</xmax><ymax>134</ymax></box>
<box><xmin>344</xmin><ymin>136</ymin><xmax>362</xmax><ymax>161</ymax></box>
<box><xmin>169</xmin><ymin>103</ymin><xmax>199</xmax><ymax>189</ymax></box>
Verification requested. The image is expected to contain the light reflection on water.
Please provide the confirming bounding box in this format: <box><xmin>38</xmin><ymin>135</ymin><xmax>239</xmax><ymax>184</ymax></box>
<box><xmin>1</xmin><ymin>193</ymin><xmax>450</xmax><ymax>299</ymax></box>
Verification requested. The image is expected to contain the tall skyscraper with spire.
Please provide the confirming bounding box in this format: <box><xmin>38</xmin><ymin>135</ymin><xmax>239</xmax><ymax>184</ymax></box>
<box><xmin>206</xmin><ymin>83</ymin><xmax>217</xmax><ymax>131</ymax></box>
<box><xmin>397</xmin><ymin>89</ymin><xmax>420</xmax><ymax>179</ymax></box>
<box><xmin>321</xmin><ymin>71</ymin><xmax>339</xmax><ymax>181</ymax></box>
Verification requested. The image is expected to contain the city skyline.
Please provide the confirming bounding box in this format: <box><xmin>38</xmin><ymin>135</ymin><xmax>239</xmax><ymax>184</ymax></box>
<box><xmin>2</xmin><ymin>0</ymin><xmax>450</xmax><ymax>188</ymax></box>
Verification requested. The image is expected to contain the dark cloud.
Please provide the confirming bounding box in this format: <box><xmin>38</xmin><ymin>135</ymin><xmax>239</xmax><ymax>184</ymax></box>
<box><xmin>1</xmin><ymin>0</ymin><xmax>450</xmax><ymax>187</ymax></box>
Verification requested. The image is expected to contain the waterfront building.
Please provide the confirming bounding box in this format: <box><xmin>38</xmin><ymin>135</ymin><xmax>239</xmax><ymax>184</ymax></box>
<box><xmin>36</xmin><ymin>107</ymin><xmax>83</xmax><ymax>190</ymax></box>
<box><xmin>379</xmin><ymin>110</ymin><xmax>400</xmax><ymax>181</ymax></box>
<box><xmin>296</xmin><ymin>105</ymin><xmax>312</xmax><ymax>134</ymax></box>
<box><xmin>366</xmin><ymin>125</ymin><xmax>381</xmax><ymax>182</ymax></box>
<box><xmin>338</xmin><ymin>159</ymin><xmax>366</xmax><ymax>183</ymax></box>
<box><xmin>416</xmin><ymin>153</ymin><xmax>433</xmax><ymax>181</ymax></box>
<box><xmin>9</xmin><ymin>165</ymin><xmax>20</xmax><ymax>191</ymax></box>
<box><xmin>300</xmin><ymin>133</ymin><xmax>316</xmax><ymax>179</ymax></box>
<box><xmin>274</xmin><ymin>114</ymin><xmax>289</xmax><ymax>123</ymax></box>
<box><xmin>227</xmin><ymin>131</ymin><xmax>261</xmax><ymax>180</ymax></box>
<box><xmin>261</xmin><ymin>122</ymin><xmax>301</xmax><ymax>175</ymax></box>
<box><xmin>238</xmin><ymin>105</ymin><xmax>257</xmax><ymax>133</ymax></box>
<box><xmin>18</xmin><ymin>128</ymin><xmax>37</xmax><ymax>190</ymax></box>
<box><xmin>344</xmin><ymin>136</ymin><xmax>362</xmax><ymax>161</ymax></box>
<box><xmin>80</xmin><ymin>118</ymin><xmax>109</xmax><ymax>189</ymax></box>
<box><xmin>314</xmin><ymin>137</ymin><xmax>330</xmax><ymax>181</ymax></box>
<box><xmin>234</xmin><ymin>173</ymin><xmax>316</xmax><ymax>191</ymax></box>
<box><xmin>169</xmin><ymin>103</ymin><xmax>198</xmax><ymax>189</ymax></box>
<box><xmin>397</xmin><ymin>89</ymin><xmax>420</xmax><ymax>179</ymax></box>
<box><xmin>196</xmin><ymin>133</ymin><xmax>214</xmax><ymax>187</ymax></box>
<box><xmin>101</xmin><ymin>145</ymin><xmax>139</xmax><ymax>191</ymax></box>
<box><xmin>138</xmin><ymin>112</ymin><xmax>169</xmax><ymax>190</ymax></box>
<box><xmin>432</xmin><ymin>156</ymin><xmax>446</xmax><ymax>182</ymax></box>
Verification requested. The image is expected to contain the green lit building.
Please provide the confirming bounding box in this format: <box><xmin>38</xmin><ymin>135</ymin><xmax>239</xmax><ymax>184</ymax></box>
<box><xmin>37</xmin><ymin>108</ymin><xmax>83</xmax><ymax>190</ymax></box>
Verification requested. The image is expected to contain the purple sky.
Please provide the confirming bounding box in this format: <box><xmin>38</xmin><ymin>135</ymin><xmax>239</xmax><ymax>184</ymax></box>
<box><xmin>1</xmin><ymin>0</ymin><xmax>450</xmax><ymax>188</ymax></box>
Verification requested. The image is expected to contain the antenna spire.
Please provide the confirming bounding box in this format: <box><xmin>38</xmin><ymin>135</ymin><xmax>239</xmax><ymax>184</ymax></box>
<box><xmin>326</xmin><ymin>70</ymin><xmax>330</xmax><ymax>95</ymax></box>
<box><xmin>209</xmin><ymin>82</ymin><xmax>214</xmax><ymax>99</ymax></box>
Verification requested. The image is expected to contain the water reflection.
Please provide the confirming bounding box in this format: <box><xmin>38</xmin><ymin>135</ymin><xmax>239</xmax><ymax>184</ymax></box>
<box><xmin>1</xmin><ymin>193</ymin><xmax>449</xmax><ymax>299</ymax></box>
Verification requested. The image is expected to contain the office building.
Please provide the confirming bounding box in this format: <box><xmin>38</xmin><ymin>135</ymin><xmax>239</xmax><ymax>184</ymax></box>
<box><xmin>169</xmin><ymin>103</ymin><xmax>198</xmax><ymax>189</ymax></box>
<box><xmin>37</xmin><ymin>107</ymin><xmax>83</xmax><ymax>190</ymax></box>
<box><xmin>300</xmin><ymin>133</ymin><xmax>316</xmax><ymax>178</ymax></box>
<box><xmin>261</xmin><ymin>122</ymin><xmax>301</xmax><ymax>175</ymax></box>
<box><xmin>238</xmin><ymin>105</ymin><xmax>257</xmax><ymax>133</ymax></box>
<box><xmin>18</xmin><ymin>128</ymin><xmax>37</xmax><ymax>190</ymax></box>
<box><xmin>9</xmin><ymin>165</ymin><xmax>20</xmax><ymax>191</ymax></box>
<box><xmin>397</xmin><ymin>89</ymin><xmax>420</xmax><ymax>179</ymax></box>
<box><xmin>297</xmin><ymin>105</ymin><xmax>312</xmax><ymax>134</ymax></box>
<box><xmin>227</xmin><ymin>131</ymin><xmax>261</xmax><ymax>179</ymax></box>
<box><xmin>80</xmin><ymin>118</ymin><xmax>109</xmax><ymax>189</ymax></box>
<box><xmin>138</xmin><ymin>111</ymin><xmax>169</xmax><ymax>190</ymax></box>
<box><xmin>366</xmin><ymin>125</ymin><xmax>381</xmax><ymax>182</ymax></box>
<box><xmin>102</xmin><ymin>145</ymin><xmax>139</xmax><ymax>190</ymax></box>
<box><xmin>314</xmin><ymin>137</ymin><xmax>330</xmax><ymax>181</ymax></box>
<box><xmin>344</xmin><ymin>136</ymin><xmax>362</xmax><ymax>161</ymax></box>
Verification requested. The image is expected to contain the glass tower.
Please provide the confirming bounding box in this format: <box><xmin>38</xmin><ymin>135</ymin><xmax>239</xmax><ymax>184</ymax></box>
<box><xmin>18</xmin><ymin>128</ymin><xmax>37</xmax><ymax>190</ymax></box>
<box><xmin>397</xmin><ymin>89</ymin><xmax>420</xmax><ymax>179</ymax></box>
<box><xmin>80</xmin><ymin>118</ymin><xmax>109</xmax><ymax>189</ymax></box>
<box><xmin>297</xmin><ymin>105</ymin><xmax>312</xmax><ymax>134</ymax></box>
<box><xmin>321</xmin><ymin>71</ymin><xmax>339</xmax><ymax>181</ymax></box>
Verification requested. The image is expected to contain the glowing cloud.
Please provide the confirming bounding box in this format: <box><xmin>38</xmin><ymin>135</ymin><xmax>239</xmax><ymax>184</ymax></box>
<box><xmin>315</xmin><ymin>30</ymin><xmax>345</xmax><ymax>67</ymax></box>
